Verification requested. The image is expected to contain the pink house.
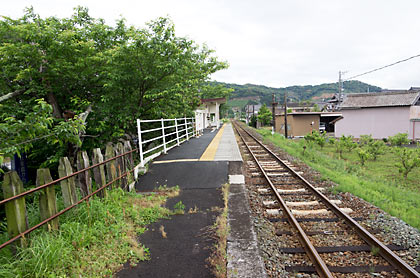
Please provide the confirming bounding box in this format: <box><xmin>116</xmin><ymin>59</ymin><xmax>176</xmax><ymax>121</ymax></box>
<box><xmin>335</xmin><ymin>89</ymin><xmax>420</xmax><ymax>140</ymax></box>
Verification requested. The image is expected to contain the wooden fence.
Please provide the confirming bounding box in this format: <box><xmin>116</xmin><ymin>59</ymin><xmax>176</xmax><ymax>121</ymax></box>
<box><xmin>0</xmin><ymin>141</ymin><xmax>137</xmax><ymax>250</ymax></box>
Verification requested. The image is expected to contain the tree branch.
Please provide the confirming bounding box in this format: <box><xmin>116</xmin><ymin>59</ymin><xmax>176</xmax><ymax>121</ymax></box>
<box><xmin>0</xmin><ymin>89</ymin><xmax>26</xmax><ymax>103</ymax></box>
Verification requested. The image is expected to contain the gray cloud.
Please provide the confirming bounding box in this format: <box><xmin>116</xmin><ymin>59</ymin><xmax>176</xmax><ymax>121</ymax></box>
<box><xmin>3</xmin><ymin>0</ymin><xmax>420</xmax><ymax>89</ymax></box>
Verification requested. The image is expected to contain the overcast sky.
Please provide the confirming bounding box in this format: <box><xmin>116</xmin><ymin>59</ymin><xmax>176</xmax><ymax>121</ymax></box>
<box><xmin>2</xmin><ymin>0</ymin><xmax>420</xmax><ymax>89</ymax></box>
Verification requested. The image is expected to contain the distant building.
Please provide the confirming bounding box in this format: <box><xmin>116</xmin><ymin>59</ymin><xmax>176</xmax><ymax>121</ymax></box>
<box><xmin>335</xmin><ymin>89</ymin><xmax>420</xmax><ymax>139</ymax></box>
<box><xmin>275</xmin><ymin>112</ymin><xmax>342</xmax><ymax>137</ymax></box>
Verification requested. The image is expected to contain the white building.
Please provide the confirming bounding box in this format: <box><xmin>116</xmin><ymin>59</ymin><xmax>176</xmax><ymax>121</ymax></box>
<box><xmin>195</xmin><ymin>97</ymin><xmax>226</xmax><ymax>131</ymax></box>
<box><xmin>335</xmin><ymin>89</ymin><xmax>420</xmax><ymax>139</ymax></box>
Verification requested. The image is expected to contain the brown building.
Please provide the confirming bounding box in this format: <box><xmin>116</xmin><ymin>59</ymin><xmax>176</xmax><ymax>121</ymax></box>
<box><xmin>275</xmin><ymin>112</ymin><xmax>341</xmax><ymax>137</ymax></box>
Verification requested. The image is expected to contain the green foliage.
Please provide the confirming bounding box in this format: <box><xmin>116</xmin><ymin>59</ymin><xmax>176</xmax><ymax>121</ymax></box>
<box><xmin>357</xmin><ymin>147</ymin><xmax>371</xmax><ymax>166</ymax></box>
<box><xmin>0</xmin><ymin>7</ymin><xmax>228</xmax><ymax>165</ymax></box>
<box><xmin>173</xmin><ymin>201</ymin><xmax>185</xmax><ymax>214</ymax></box>
<box><xmin>0</xmin><ymin>188</ymin><xmax>174</xmax><ymax>277</ymax></box>
<box><xmin>199</xmin><ymin>84</ymin><xmax>233</xmax><ymax>100</ymax></box>
<box><xmin>394</xmin><ymin>147</ymin><xmax>420</xmax><ymax>178</ymax></box>
<box><xmin>257</xmin><ymin>104</ymin><xmax>272</xmax><ymax>126</ymax></box>
<box><xmin>360</xmin><ymin>135</ymin><xmax>374</xmax><ymax>146</ymax></box>
<box><xmin>0</xmin><ymin>99</ymin><xmax>84</xmax><ymax>157</ymax></box>
<box><xmin>367</xmin><ymin>140</ymin><xmax>386</xmax><ymax>161</ymax></box>
<box><xmin>304</xmin><ymin>130</ymin><xmax>326</xmax><ymax>149</ymax></box>
<box><xmin>249</xmin><ymin>114</ymin><xmax>257</xmax><ymax>128</ymax></box>
<box><xmin>341</xmin><ymin>135</ymin><xmax>357</xmax><ymax>152</ymax></box>
<box><xmin>388</xmin><ymin>133</ymin><xmax>410</xmax><ymax>146</ymax></box>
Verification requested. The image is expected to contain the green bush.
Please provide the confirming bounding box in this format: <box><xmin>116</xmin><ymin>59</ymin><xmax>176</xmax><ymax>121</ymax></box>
<box><xmin>388</xmin><ymin>133</ymin><xmax>410</xmax><ymax>146</ymax></box>
<box><xmin>249</xmin><ymin>114</ymin><xmax>257</xmax><ymax>128</ymax></box>
<box><xmin>359</xmin><ymin>134</ymin><xmax>374</xmax><ymax>146</ymax></box>
<box><xmin>357</xmin><ymin>147</ymin><xmax>371</xmax><ymax>166</ymax></box>
<box><xmin>367</xmin><ymin>140</ymin><xmax>386</xmax><ymax>161</ymax></box>
<box><xmin>394</xmin><ymin>147</ymin><xmax>420</xmax><ymax>178</ymax></box>
<box><xmin>304</xmin><ymin>131</ymin><xmax>327</xmax><ymax>149</ymax></box>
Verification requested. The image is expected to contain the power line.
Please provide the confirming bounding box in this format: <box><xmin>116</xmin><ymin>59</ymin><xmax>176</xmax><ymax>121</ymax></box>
<box><xmin>344</xmin><ymin>53</ymin><xmax>420</xmax><ymax>81</ymax></box>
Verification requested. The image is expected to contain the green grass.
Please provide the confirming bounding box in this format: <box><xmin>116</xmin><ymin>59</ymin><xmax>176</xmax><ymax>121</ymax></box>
<box><xmin>0</xmin><ymin>187</ymin><xmax>179</xmax><ymax>278</ymax></box>
<box><xmin>207</xmin><ymin>183</ymin><xmax>229</xmax><ymax>278</ymax></box>
<box><xmin>256</xmin><ymin>128</ymin><xmax>420</xmax><ymax>230</ymax></box>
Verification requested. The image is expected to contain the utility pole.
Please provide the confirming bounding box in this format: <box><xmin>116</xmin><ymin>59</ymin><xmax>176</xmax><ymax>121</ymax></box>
<box><xmin>338</xmin><ymin>71</ymin><xmax>343</xmax><ymax>101</ymax></box>
<box><xmin>271</xmin><ymin>93</ymin><xmax>277</xmax><ymax>135</ymax></box>
<box><xmin>338</xmin><ymin>70</ymin><xmax>347</xmax><ymax>101</ymax></box>
<box><xmin>284</xmin><ymin>91</ymin><xmax>288</xmax><ymax>138</ymax></box>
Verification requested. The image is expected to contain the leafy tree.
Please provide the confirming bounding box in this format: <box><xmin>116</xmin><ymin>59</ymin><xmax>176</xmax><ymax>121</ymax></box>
<box><xmin>304</xmin><ymin>130</ymin><xmax>326</xmax><ymax>149</ymax></box>
<box><xmin>0</xmin><ymin>7</ymin><xmax>228</xmax><ymax>167</ymax></box>
<box><xmin>356</xmin><ymin>147</ymin><xmax>371</xmax><ymax>166</ymax></box>
<box><xmin>366</xmin><ymin>140</ymin><xmax>386</xmax><ymax>161</ymax></box>
<box><xmin>341</xmin><ymin>135</ymin><xmax>357</xmax><ymax>152</ymax></box>
<box><xmin>257</xmin><ymin>104</ymin><xmax>272</xmax><ymax>126</ymax></box>
<box><xmin>359</xmin><ymin>135</ymin><xmax>374</xmax><ymax>146</ymax></box>
<box><xmin>199</xmin><ymin>84</ymin><xmax>233</xmax><ymax>100</ymax></box>
<box><xmin>249</xmin><ymin>114</ymin><xmax>257</xmax><ymax>128</ymax></box>
<box><xmin>330</xmin><ymin>135</ymin><xmax>355</xmax><ymax>159</ymax></box>
<box><xmin>388</xmin><ymin>133</ymin><xmax>410</xmax><ymax>146</ymax></box>
<box><xmin>394</xmin><ymin>147</ymin><xmax>420</xmax><ymax>178</ymax></box>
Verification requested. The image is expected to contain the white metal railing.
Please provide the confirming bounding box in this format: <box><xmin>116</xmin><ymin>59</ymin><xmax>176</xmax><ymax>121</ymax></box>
<box><xmin>136</xmin><ymin>117</ymin><xmax>198</xmax><ymax>167</ymax></box>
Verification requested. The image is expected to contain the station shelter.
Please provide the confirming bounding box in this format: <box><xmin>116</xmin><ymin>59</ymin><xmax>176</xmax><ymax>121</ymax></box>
<box><xmin>195</xmin><ymin>97</ymin><xmax>226</xmax><ymax>131</ymax></box>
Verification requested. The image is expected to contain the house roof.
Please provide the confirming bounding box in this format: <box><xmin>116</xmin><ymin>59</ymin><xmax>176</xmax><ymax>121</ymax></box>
<box><xmin>340</xmin><ymin>90</ymin><xmax>420</xmax><ymax>109</ymax></box>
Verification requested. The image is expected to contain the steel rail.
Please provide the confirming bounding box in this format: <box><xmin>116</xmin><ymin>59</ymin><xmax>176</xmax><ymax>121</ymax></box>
<box><xmin>0</xmin><ymin>148</ymin><xmax>138</xmax><ymax>206</ymax></box>
<box><xmin>233</xmin><ymin>122</ymin><xmax>334</xmax><ymax>278</ymax></box>
<box><xmin>235</xmin><ymin>121</ymin><xmax>420</xmax><ymax>278</ymax></box>
<box><xmin>0</xmin><ymin>167</ymin><xmax>135</xmax><ymax>250</ymax></box>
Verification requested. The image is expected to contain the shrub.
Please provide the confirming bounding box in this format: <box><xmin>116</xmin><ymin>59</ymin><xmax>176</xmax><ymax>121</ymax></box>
<box><xmin>367</xmin><ymin>140</ymin><xmax>386</xmax><ymax>161</ymax></box>
<box><xmin>394</xmin><ymin>147</ymin><xmax>420</xmax><ymax>178</ymax></box>
<box><xmin>341</xmin><ymin>135</ymin><xmax>357</xmax><ymax>152</ymax></box>
<box><xmin>249</xmin><ymin>114</ymin><xmax>257</xmax><ymax>128</ymax></box>
<box><xmin>388</xmin><ymin>133</ymin><xmax>410</xmax><ymax>146</ymax></box>
<box><xmin>357</xmin><ymin>147</ymin><xmax>371</xmax><ymax>166</ymax></box>
<box><xmin>304</xmin><ymin>130</ymin><xmax>326</xmax><ymax>149</ymax></box>
<box><xmin>360</xmin><ymin>135</ymin><xmax>374</xmax><ymax>146</ymax></box>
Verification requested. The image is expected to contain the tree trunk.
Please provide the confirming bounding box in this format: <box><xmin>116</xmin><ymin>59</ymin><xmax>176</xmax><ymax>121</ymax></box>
<box><xmin>46</xmin><ymin>92</ymin><xmax>63</xmax><ymax>119</ymax></box>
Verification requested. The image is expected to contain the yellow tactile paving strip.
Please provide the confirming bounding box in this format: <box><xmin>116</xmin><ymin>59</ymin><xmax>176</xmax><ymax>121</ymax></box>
<box><xmin>199</xmin><ymin>123</ymin><xmax>226</xmax><ymax>161</ymax></box>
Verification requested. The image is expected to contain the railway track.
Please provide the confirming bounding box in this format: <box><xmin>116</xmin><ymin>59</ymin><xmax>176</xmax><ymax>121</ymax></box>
<box><xmin>233</xmin><ymin>121</ymin><xmax>420</xmax><ymax>278</ymax></box>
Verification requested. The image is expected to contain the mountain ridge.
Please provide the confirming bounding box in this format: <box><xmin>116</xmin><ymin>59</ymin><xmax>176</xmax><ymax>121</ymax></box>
<box><xmin>210</xmin><ymin>80</ymin><xmax>382</xmax><ymax>108</ymax></box>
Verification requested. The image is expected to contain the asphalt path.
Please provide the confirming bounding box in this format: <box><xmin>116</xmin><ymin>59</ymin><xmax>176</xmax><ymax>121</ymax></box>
<box><xmin>117</xmin><ymin>128</ymin><xmax>228</xmax><ymax>278</ymax></box>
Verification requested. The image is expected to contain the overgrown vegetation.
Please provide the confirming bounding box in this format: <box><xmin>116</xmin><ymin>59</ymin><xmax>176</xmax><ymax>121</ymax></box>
<box><xmin>0</xmin><ymin>6</ymin><xmax>228</xmax><ymax>173</ymax></box>
<box><xmin>256</xmin><ymin>128</ymin><xmax>420</xmax><ymax>229</ymax></box>
<box><xmin>208</xmin><ymin>183</ymin><xmax>230</xmax><ymax>278</ymax></box>
<box><xmin>0</xmin><ymin>187</ymin><xmax>179</xmax><ymax>277</ymax></box>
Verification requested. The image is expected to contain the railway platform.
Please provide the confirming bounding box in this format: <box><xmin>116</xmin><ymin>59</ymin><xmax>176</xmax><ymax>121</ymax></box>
<box><xmin>117</xmin><ymin>123</ymin><xmax>266</xmax><ymax>278</ymax></box>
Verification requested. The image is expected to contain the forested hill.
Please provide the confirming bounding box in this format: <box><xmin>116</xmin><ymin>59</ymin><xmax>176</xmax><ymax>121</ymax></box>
<box><xmin>211</xmin><ymin>80</ymin><xmax>381</xmax><ymax>106</ymax></box>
